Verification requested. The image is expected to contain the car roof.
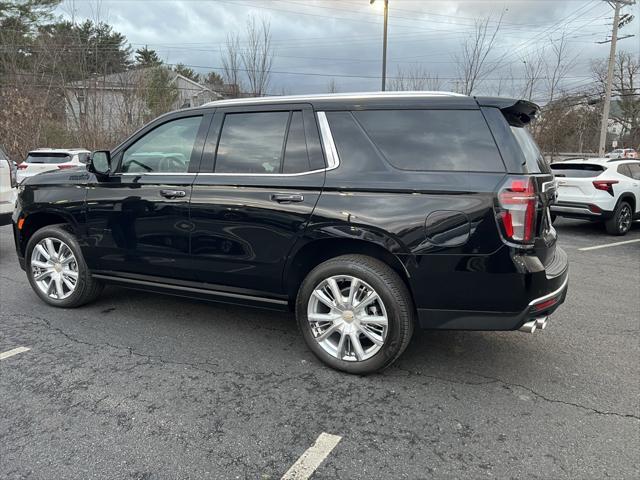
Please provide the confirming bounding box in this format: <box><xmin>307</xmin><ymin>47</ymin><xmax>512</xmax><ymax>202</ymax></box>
<box><xmin>28</xmin><ymin>148</ymin><xmax>90</xmax><ymax>154</ymax></box>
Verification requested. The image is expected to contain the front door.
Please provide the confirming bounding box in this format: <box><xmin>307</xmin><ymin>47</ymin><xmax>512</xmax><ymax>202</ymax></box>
<box><xmin>84</xmin><ymin>113</ymin><xmax>210</xmax><ymax>281</ymax></box>
<box><xmin>189</xmin><ymin>105</ymin><xmax>326</xmax><ymax>297</ymax></box>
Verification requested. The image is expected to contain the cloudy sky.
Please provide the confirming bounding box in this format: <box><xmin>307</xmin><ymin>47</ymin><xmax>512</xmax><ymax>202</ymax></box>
<box><xmin>56</xmin><ymin>0</ymin><xmax>640</xmax><ymax>101</ymax></box>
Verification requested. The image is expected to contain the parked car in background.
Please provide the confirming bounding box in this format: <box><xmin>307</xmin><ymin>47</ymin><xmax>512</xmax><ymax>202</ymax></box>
<box><xmin>0</xmin><ymin>150</ymin><xmax>18</xmax><ymax>226</ymax></box>
<box><xmin>605</xmin><ymin>148</ymin><xmax>638</xmax><ymax>159</ymax></box>
<box><xmin>550</xmin><ymin>158</ymin><xmax>640</xmax><ymax>235</ymax></box>
<box><xmin>17</xmin><ymin>148</ymin><xmax>90</xmax><ymax>183</ymax></box>
<box><xmin>11</xmin><ymin>92</ymin><xmax>568</xmax><ymax>374</ymax></box>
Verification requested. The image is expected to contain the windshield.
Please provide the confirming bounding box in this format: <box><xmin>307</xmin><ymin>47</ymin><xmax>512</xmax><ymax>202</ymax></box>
<box><xmin>550</xmin><ymin>163</ymin><xmax>604</xmax><ymax>178</ymax></box>
<box><xmin>510</xmin><ymin>126</ymin><xmax>550</xmax><ymax>174</ymax></box>
<box><xmin>26</xmin><ymin>153</ymin><xmax>71</xmax><ymax>164</ymax></box>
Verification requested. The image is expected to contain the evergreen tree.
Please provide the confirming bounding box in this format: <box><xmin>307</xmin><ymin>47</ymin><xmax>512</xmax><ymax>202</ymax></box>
<box><xmin>135</xmin><ymin>45</ymin><xmax>162</xmax><ymax>68</ymax></box>
<box><xmin>173</xmin><ymin>63</ymin><xmax>200</xmax><ymax>83</ymax></box>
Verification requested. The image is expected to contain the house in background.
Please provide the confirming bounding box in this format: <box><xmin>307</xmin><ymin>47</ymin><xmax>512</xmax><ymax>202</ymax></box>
<box><xmin>64</xmin><ymin>67</ymin><xmax>226</xmax><ymax>135</ymax></box>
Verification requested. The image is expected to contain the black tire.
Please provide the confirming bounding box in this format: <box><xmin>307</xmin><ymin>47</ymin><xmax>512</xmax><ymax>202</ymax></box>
<box><xmin>296</xmin><ymin>254</ymin><xmax>415</xmax><ymax>374</ymax></box>
<box><xmin>605</xmin><ymin>201</ymin><xmax>632</xmax><ymax>236</ymax></box>
<box><xmin>25</xmin><ymin>224</ymin><xmax>103</xmax><ymax>308</ymax></box>
<box><xmin>550</xmin><ymin>213</ymin><xmax>557</xmax><ymax>224</ymax></box>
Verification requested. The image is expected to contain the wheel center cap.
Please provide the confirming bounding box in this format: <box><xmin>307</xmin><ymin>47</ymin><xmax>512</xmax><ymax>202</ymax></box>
<box><xmin>54</xmin><ymin>263</ymin><xmax>62</xmax><ymax>272</ymax></box>
<box><xmin>342</xmin><ymin>310</ymin><xmax>355</xmax><ymax>323</ymax></box>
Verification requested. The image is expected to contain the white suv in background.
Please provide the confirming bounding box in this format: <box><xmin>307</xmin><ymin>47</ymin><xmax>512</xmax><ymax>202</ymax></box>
<box><xmin>17</xmin><ymin>148</ymin><xmax>90</xmax><ymax>183</ymax></box>
<box><xmin>550</xmin><ymin>158</ymin><xmax>640</xmax><ymax>235</ymax></box>
<box><xmin>0</xmin><ymin>149</ymin><xmax>18</xmax><ymax>226</ymax></box>
<box><xmin>605</xmin><ymin>148</ymin><xmax>638</xmax><ymax>159</ymax></box>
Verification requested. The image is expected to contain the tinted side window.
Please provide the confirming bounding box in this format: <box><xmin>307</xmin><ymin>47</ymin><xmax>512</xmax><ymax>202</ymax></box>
<box><xmin>628</xmin><ymin>163</ymin><xmax>640</xmax><ymax>180</ymax></box>
<box><xmin>215</xmin><ymin>112</ymin><xmax>289</xmax><ymax>174</ymax></box>
<box><xmin>353</xmin><ymin>109</ymin><xmax>504</xmax><ymax>172</ymax></box>
<box><xmin>617</xmin><ymin>164</ymin><xmax>633</xmax><ymax>178</ymax></box>
<box><xmin>122</xmin><ymin>116</ymin><xmax>202</xmax><ymax>173</ymax></box>
<box><xmin>283</xmin><ymin>112</ymin><xmax>311</xmax><ymax>173</ymax></box>
<box><xmin>510</xmin><ymin>126</ymin><xmax>550</xmax><ymax>174</ymax></box>
<box><xmin>325</xmin><ymin>111</ymin><xmax>389</xmax><ymax>175</ymax></box>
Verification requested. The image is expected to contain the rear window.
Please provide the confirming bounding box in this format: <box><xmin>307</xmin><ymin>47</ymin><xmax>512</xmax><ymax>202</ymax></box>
<box><xmin>510</xmin><ymin>126</ymin><xmax>550</xmax><ymax>174</ymax></box>
<box><xmin>352</xmin><ymin>109</ymin><xmax>504</xmax><ymax>172</ymax></box>
<box><xmin>26</xmin><ymin>153</ymin><xmax>70</xmax><ymax>164</ymax></box>
<box><xmin>550</xmin><ymin>163</ymin><xmax>604</xmax><ymax>177</ymax></box>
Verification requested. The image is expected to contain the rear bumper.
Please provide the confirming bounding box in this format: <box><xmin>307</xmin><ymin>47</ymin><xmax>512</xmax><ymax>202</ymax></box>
<box><xmin>551</xmin><ymin>202</ymin><xmax>614</xmax><ymax>220</ymax></box>
<box><xmin>415</xmin><ymin>247</ymin><xmax>569</xmax><ymax>331</ymax></box>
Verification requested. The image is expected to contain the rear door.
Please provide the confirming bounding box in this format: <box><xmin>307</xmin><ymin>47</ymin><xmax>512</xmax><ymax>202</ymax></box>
<box><xmin>189</xmin><ymin>104</ymin><xmax>325</xmax><ymax>296</ymax></box>
<box><xmin>85</xmin><ymin>113</ymin><xmax>210</xmax><ymax>281</ymax></box>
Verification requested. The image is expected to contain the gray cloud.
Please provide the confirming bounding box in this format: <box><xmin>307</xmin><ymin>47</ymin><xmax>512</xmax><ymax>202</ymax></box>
<box><xmin>57</xmin><ymin>0</ymin><xmax>639</xmax><ymax>100</ymax></box>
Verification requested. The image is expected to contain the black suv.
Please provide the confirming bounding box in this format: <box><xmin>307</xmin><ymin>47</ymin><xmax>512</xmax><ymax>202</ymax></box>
<box><xmin>12</xmin><ymin>92</ymin><xmax>568</xmax><ymax>374</ymax></box>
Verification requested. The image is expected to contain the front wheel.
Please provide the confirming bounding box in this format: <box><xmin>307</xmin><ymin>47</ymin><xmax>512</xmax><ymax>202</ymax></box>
<box><xmin>296</xmin><ymin>254</ymin><xmax>415</xmax><ymax>374</ymax></box>
<box><xmin>25</xmin><ymin>225</ymin><xmax>103</xmax><ymax>308</ymax></box>
<box><xmin>605</xmin><ymin>201</ymin><xmax>633</xmax><ymax>236</ymax></box>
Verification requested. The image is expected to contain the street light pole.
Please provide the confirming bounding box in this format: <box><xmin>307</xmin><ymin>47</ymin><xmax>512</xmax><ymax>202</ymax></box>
<box><xmin>382</xmin><ymin>0</ymin><xmax>388</xmax><ymax>91</ymax></box>
<box><xmin>371</xmin><ymin>0</ymin><xmax>389</xmax><ymax>91</ymax></box>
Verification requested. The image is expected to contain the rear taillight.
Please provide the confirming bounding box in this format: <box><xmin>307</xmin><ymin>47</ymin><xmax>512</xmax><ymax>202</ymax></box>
<box><xmin>592</xmin><ymin>180</ymin><xmax>618</xmax><ymax>196</ymax></box>
<box><xmin>57</xmin><ymin>164</ymin><xmax>75</xmax><ymax>170</ymax></box>
<box><xmin>17</xmin><ymin>164</ymin><xmax>28</xmax><ymax>170</ymax></box>
<box><xmin>496</xmin><ymin>176</ymin><xmax>537</xmax><ymax>244</ymax></box>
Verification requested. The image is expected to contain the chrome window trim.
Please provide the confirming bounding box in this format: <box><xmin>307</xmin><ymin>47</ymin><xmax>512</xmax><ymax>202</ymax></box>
<box><xmin>118</xmin><ymin>172</ymin><xmax>195</xmax><ymax>176</ymax></box>
<box><xmin>316</xmin><ymin>111</ymin><xmax>340</xmax><ymax>170</ymax></box>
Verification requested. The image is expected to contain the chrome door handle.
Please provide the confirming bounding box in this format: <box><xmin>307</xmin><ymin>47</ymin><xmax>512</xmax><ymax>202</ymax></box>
<box><xmin>160</xmin><ymin>189</ymin><xmax>186</xmax><ymax>199</ymax></box>
<box><xmin>271</xmin><ymin>193</ymin><xmax>304</xmax><ymax>203</ymax></box>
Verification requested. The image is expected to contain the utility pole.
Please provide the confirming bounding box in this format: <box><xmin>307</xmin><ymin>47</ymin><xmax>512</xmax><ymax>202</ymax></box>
<box><xmin>598</xmin><ymin>0</ymin><xmax>635</xmax><ymax>156</ymax></box>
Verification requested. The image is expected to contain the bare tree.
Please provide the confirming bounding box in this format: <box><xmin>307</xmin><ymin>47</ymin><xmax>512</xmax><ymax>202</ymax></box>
<box><xmin>454</xmin><ymin>13</ymin><xmax>503</xmax><ymax>95</ymax></box>
<box><xmin>389</xmin><ymin>65</ymin><xmax>442</xmax><ymax>91</ymax></box>
<box><xmin>221</xmin><ymin>32</ymin><xmax>243</xmax><ymax>98</ymax></box>
<box><xmin>592</xmin><ymin>51</ymin><xmax>640</xmax><ymax>146</ymax></box>
<box><xmin>520</xmin><ymin>50</ymin><xmax>546</xmax><ymax>101</ymax></box>
<box><xmin>240</xmin><ymin>16</ymin><xmax>274</xmax><ymax>97</ymax></box>
<box><xmin>545</xmin><ymin>31</ymin><xmax>577</xmax><ymax>103</ymax></box>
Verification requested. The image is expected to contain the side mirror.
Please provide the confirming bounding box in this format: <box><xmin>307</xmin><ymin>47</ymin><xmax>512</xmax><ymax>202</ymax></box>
<box><xmin>88</xmin><ymin>150</ymin><xmax>111</xmax><ymax>175</ymax></box>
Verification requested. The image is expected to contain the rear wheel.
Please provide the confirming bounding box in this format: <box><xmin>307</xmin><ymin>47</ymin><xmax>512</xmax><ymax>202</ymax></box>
<box><xmin>25</xmin><ymin>225</ymin><xmax>103</xmax><ymax>307</ymax></box>
<box><xmin>296</xmin><ymin>254</ymin><xmax>414</xmax><ymax>374</ymax></box>
<box><xmin>605</xmin><ymin>201</ymin><xmax>632</xmax><ymax>236</ymax></box>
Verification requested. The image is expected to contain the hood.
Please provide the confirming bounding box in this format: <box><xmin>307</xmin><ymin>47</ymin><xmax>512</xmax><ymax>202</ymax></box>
<box><xmin>21</xmin><ymin>166</ymin><xmax>95</xmax><ymax>186</ymax></box>
<box><xmin>20</xmin><ymin>165</ymin><xmax>96</xmax><ymax>186</ymax></box>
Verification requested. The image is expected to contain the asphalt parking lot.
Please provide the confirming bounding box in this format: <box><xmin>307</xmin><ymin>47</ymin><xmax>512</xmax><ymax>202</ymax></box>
<box><xmin>1</xmin><ymin>220</ymin><xmax>638</xmax><ymax>479</ymax></box>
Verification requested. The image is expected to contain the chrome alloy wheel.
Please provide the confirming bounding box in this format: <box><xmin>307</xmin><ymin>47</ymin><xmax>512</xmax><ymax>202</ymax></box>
<box><xmin>307</xmin><ymin>275</ymin><xmax>388</xmax><ymax>362</ymax></box>
<box><xmin>618</xmin><ymin>205</ymin><xmax>632</xmax><ymax>233</ymax></box>
<box><xmin>30</xmin><ymin>238</ymin><xmax>79</xmax><ymax>300</ymax></box>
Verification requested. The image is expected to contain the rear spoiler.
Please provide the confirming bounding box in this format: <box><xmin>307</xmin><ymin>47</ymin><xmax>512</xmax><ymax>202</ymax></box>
<box><xmin>475</xmin><ymin>97</ymin><xmax>540</xmax><ymax>127</ymax></box>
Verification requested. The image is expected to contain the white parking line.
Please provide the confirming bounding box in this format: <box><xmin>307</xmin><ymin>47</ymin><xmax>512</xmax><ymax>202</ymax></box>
<box><xmin>578</xmin><ymin>239</ymin><xmax>640</xmax><ymax>251</ymax></box>
<box><xmin>281</xmin><ymin>432</ymin><xmax>342</xmax><ymax>480</ymax></box>
<box><xmin>0</xmin><ymin>346</ymin><xmax>31</xmax><ymax>360</ymax></box>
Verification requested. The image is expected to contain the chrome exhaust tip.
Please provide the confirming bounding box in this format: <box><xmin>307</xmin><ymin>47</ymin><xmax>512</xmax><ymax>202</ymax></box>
<box><xmin>535</xmin><ymin>317</ymin><xmax>548</xmax><ymax>330</ymax></box>
<box><xmin>519</xmin><ymin>320</ymin><xmax>537</xmax><ymax>333</ymax></box>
